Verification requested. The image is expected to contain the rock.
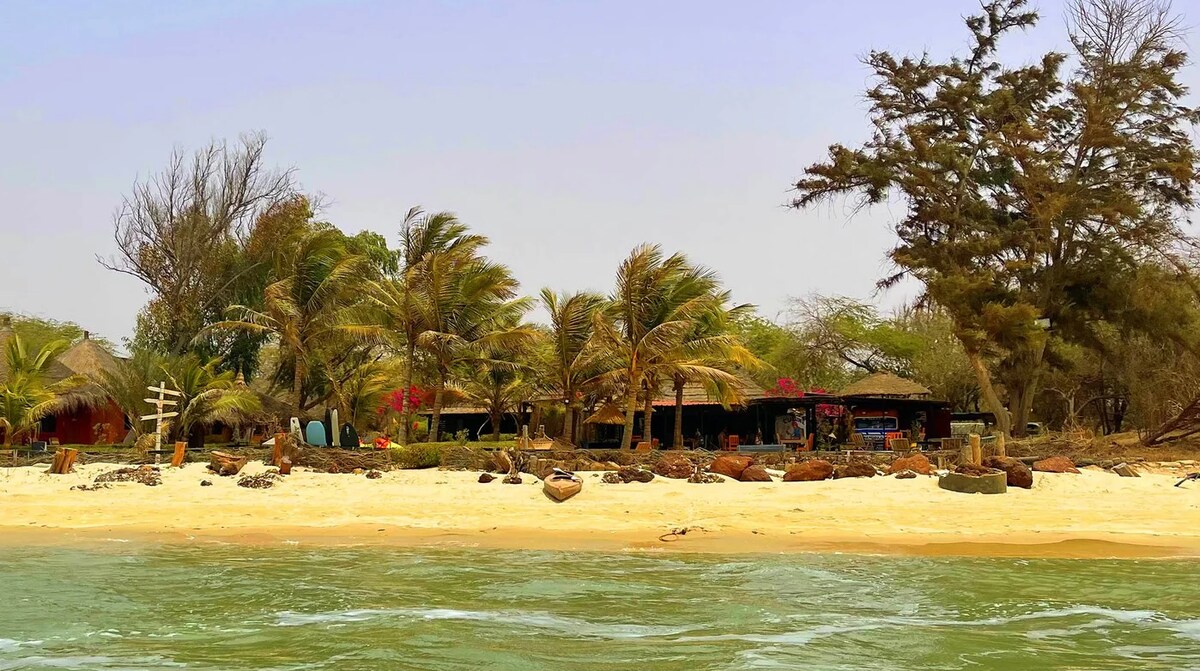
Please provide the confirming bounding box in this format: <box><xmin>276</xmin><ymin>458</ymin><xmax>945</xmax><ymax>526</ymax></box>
<box><xmin>502</xmin><ymin>473</ymin><xmax>523</xmax><ymax>485</ymax></box>
<box><xmin>653</xmin><ymin>455</ymin><xmax>696</xmax><ymax>479</ymax></box>
<box><xmin>710</xmin><ymin>455</ymin><xmax>755</xmax><ymax>480</ymax></box>
<box><xmin>478</xmin><ymin>472</ymin><xmax>497</xmax><ymax>483</ymax></box>
<box><xmin>1112</xmin><ymin>462</ymin><xmax>1140</xmax><ymax>477</ymax></box>
<box><xmin>739</xmin><ymin>465</ymin><xmax>773</xmax><ymax>482</ymax></box>
<box><xmin>982</xmin><ymin>456</ymin><xmax>1033</xmax><ymax>489</ymax></box>
<box><xmin>688</xmin><ymin>471</ymin><xmax>722</xmax><ymax>483</ymax></box>
<box><xmin>200</xmin><ymin>480</ymin><xmax>213</xmax><ymax>487</ymax></box>
<box><xmin>1032</xmin><ymin>456</ymin><xmax>1079</xmax><ymax>474</ymax></box>
<box><xmin>894</xmin><ymin>469</ymin><xmax>918</xmax><ymax>479</ymax></box>
<box><xmin>365</xmin><ymin>470</ymin><xmax>383</xmax><ymax>479</ymax></box>
<box><xmin>601</xmin><ymin>472</ymin><xmax>621</xmax><ymax>484</ymax></box>
<box><xmin>834</xmin><ymin>461</ymin><xmax>877</xmax><ymax>479</ymax></box>
<box><xmin>939</xmin><ymin>471</ymin><xmax>1008</xmax><ymax>494</ymax></box>
<box><xmin>783</xmin><ymin>460</ymin><xmax>835</xmax><ymax>482</ymax></box>
<box><xmin>887</xmin><ymin>453</ymin><xmax>934</xmax><ymax>476</ymax></box>
<box><xmin>619</xmin><ymin>467</ymin><xmax>655</xmax><ymax>483</ymax></box>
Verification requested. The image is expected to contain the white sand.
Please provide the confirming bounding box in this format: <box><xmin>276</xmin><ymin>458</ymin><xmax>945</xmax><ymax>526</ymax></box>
<box><xmin>1</xmin><ymin>461</ymin><xmax>1198</xmax><ymax>557</ymax></box>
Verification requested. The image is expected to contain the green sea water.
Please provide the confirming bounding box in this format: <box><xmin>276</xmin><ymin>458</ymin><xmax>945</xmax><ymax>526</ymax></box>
<box><xmin>0</xmin><ymin>543</ymin><xmax>1197</xmax><ymax>670</ymax></box>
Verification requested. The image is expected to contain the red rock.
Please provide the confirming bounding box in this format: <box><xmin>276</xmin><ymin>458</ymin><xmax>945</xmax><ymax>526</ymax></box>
<box><xmin>887</xmin><ymin>453</ymin><xmax>935</xmax><ymax>476</ymax></box>
<box><xmin>1032</xmin><ymin>456</ymin><xmax>1079</xmax><ymax>474</ymax></box>
<box><xmin>653</xmin><ymin>455</ymin><xmax>696</xmax><ymax>479</ymax></box>
<box><xmin>783</xmin><ymin>460</ymin><xmax>835</xmax><ymax>482</ymax></box>
<box><xmin>834</xmin><ymin>461</ymin><xmax>877</xmax><ymax>479</ymax></box>
<box><xmin>982</xmin><ymin>456</ymin><xmax>1033</xmax><ymax>489</ymax></box>
<box><xmin>739</xmin><ymin>465</ymin><xmax>773</xmax><ymax>482</ymax></box>
<box><xmin>710</xmin><ymin>455</ymin><xmax>755</xmax><ymax>480</ymax></box>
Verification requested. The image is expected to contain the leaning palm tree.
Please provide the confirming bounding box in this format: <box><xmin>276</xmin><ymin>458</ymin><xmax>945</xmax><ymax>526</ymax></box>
<box><xmin>211</xmin><ymin>227</ymin><xmax>370</xmax><ymax>416</ymax></box>
<box><xmin>540</xmin><ymin>288</ymin><xmax>605</xmax><ymax>444</ymax></box>
<box><xmin>162</xmin><ymin>355</ymin><xmax>262</xmax><ymax>443</ymax></box>
<box><xmin>371</xmin><ymin>207</ymin><xmax>488</xmax><ymax>444</ymax></box>
<box><xmin>413</xmin><ymin>253</ymin><xmax>537</xmax><ymax>441</ymax></box>
<box><xmin>590</xmin><ymin>245</ymin><xmax>751</xmax><ymax>450</ymax></box>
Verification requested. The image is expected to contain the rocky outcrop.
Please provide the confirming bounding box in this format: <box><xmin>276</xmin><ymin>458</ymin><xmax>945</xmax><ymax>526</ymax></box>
<box><xmin>887</xmin><ymin>453</ymin><xmax>935</xmax><ymax>476</ymax></box>
<box><xmin>654</xmin><ymin>455</ymin><xmax>696</xmax><ymax>479</ymax></box>
<box><xmin>982</xmin><ymin>456</ymin><xmax>1033</xmax><ymax>489</ymax></box>
<box><xmin>1032</xmin><ymin>456</ymin><xmax>1079</xmax><ymax>474</ymax></box>
<box><xmin>834</xmin><ymin>461</ymin><xmax>877</xmax><ymax>479</ymax></box>
<box><xmin>739</xmin><ymin>465</ymin><xmax>773</xmax><ymax>482</ymax></box>
<box><xmin>710</xmin><ymin>455</ymin><xmax>755</xmax><ymax>480</ymax></box>
<box><xmin>784</xmin><ymin>460</ymin><xmax>835</xmax><ymax>482</ymax></box>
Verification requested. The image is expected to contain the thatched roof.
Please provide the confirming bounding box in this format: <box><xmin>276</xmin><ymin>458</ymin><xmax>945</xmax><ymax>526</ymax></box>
<box><xmin>839</xmin><ymin>372</ymin><xmax>931</xmax><ymax>399</ymax></box>
<box><xmin>584</xmin><ymin>401</ymin><xmax>627</xmax><ymax>425</ymax></box>
<box><xmin>50</xmin><ymin>336</ymin><xmax>119</xmax><ymax>383</ymax></box>
<box><xmin>649</xmin><ymin>372</ymin><xmax>768</xmax><ymax>408</ymax></box>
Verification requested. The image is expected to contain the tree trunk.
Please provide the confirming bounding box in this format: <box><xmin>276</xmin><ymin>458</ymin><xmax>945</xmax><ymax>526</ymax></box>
<box><xmin>292</xmin><ymin>360</ymin><xmax>304</xmax><ymax>419</ymax></box>
<box><xmin>399</xmin><ymin>340</ymin><xmax>416</xmax><ymax>445</ymax></box>
<box><xmin>642</xmin><ymin>391</ymin><xmax>654</xmax><ymax>445</ymax></box>
<box><xmin>672</xmin><ymin>375</ymin><xmax>685</xmax><ymax>448</ymax></box>
<box><xmin>490</xmin><ymin>410</ymin><xmax>502</xmax><ymax>442</ymax></box>
<box><xmin>620</xmin><ymin>390</ymin><xmax>637</xmax><ymax>451</ymax></box>
<box><xmin>967</xmin><ymin>348</ymin><xmax>1011</xmax><ymax>437</ymax></box>
<box><xmin>430</xmin><ymin>384</ymin><xmax>445</xmax><ymax>443</ymax></box>
<box><xmin>563</xmin><ymin>402</ymin><xmax>575</xmax><ymax>444</ymax></box>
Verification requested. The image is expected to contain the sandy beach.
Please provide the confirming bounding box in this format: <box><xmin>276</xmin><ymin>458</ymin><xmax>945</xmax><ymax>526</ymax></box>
<box><xmin>2</xmin><ymin>461</ymin><xmax>1199</xmax><ymax>557</ymax></box>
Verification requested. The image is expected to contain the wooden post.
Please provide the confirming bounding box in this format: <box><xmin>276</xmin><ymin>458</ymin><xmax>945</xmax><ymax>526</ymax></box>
<box><xmin>170</xmin><ymin>441</ymin><xmax>187</xmax><ymax>468</ymax></box>
<box><xmin>272</xmin><ymin>433</ymin><xmax>286</xmax><ymax>467</ymax></box>
<box><xmin>995</xmin><ymin>432</ymin><xmax>1006</xmax><ymax>457</ymax></box>
<box><xmin>279</xmin><ymin>456</ymin><xmax>293</xmax><ymax>475</ymax></box>
<box><xmin>969</xmin><ymin>434</ymin><xmax>982</xmax><ymax>465</ymax></box>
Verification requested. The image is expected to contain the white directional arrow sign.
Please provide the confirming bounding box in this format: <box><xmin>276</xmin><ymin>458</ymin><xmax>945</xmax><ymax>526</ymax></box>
<box><xmin>140</xmin><ymin>412</ymin><xmax>179</xmax><ymax>421</ymax></box>
<box><xmin>143</xmin><ymin>398</ymin><xmax>178</xmax><ymax>406</ymax></box>
<box><xmin>147</xmin><ymin>385</ymin><xmax>182</xmax><ymax>397</ymax></box>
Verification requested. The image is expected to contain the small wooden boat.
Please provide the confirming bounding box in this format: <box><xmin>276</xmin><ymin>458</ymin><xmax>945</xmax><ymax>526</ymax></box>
<box><xmin>543</xmin><ymin>470</ymin><xmax>582</xmax><ymax>502</ymax></box>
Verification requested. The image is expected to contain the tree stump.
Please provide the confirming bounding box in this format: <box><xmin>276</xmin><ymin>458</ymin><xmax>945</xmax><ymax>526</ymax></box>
<box><xmin>272</xmin><ymin>433</ymin><xmax>285</xmax><ymax>467</ymax></box>
<box><xmin>170</xmin><ymin>442</ymin><xmax>188</xmax><ymax>468</ymax></box>
<box><xmin>969</xmin><ymin>434</ymin><xmax>982</xmax><ymax>466</ymax></box>
<box><xmin>48</xmin><ymin>448</ymin><xmax>79</xmax><ymax>474</ymax></box>
<box><xmin>279</xmin><ymin>456</ymin><xmax>293</xmax><ymax>476</ymax></box>
<box><xmin>208</xmin><ymin>451</ymin><xmax>248</xmax><ymax>476</ymax></box>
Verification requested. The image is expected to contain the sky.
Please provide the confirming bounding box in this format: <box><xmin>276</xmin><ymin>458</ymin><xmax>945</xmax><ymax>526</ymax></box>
<box><xmin>1</xmin><ymin>0</ymin><xmax>1195</xmax><ymax>346</ymax></box>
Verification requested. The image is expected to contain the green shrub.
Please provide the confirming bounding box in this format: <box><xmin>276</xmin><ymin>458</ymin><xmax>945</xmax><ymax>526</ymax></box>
<box><xmin>390</xmin><ymin>444</ymin><xmax>443</xmax><ymax>469</ymax></box>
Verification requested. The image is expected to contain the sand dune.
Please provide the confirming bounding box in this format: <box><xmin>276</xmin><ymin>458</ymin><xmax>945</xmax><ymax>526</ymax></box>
<box><xmin>1</xmin><ymin>461</ymin><xmax>1198</xmax><ymax>557</ymax></box>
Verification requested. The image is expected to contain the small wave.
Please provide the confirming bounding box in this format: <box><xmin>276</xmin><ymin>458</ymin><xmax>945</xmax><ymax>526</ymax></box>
<box><xmin>0</xmin><ymin>639</ymin><xmax>42</xmax><ymax>653</ymax></box>
<box><xmin>273</xmin><ymin>607</ymin><xmax>696</xmax><ymax>639</ymax></box>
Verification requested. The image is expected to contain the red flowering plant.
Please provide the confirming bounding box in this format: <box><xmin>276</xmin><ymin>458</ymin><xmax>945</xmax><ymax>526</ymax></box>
<box><xmin>378</xmin><ymin>386</ymin><xmax>427</xmax><ymax>417</ymax></box>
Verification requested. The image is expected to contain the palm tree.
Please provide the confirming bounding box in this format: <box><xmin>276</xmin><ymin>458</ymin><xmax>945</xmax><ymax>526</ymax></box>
<box><xmin>212</xmin><ymin>227</ymin><xmax>370</xmax><ymax>417</ymax></box>
<box><xmin>0</xmin><ymin>335</ymin><xmax>85</xmax><ymax>448</ymax></box>
<box><xmin>591</xmin><ymin>245</ymin><xmax>752</xmax><ymax>450</ymax></box>
<box><xmin>540</xmin><ymin>288</ymin><xmax>605</xmax><ymax>444</ymax></box>
<box><xmin>413</xmin><ymin>253</ymin><xmax>536</xmax><ymax>442</ymax></box>
<box><xmin>372</xmin><ymin>208</ymin><xmax>488</xmax><ymax>444</ymax></box>
<box><xmin>456</xmin><ymin>345</ymin><xmax>536</xmax><ymax>441</ymax></box>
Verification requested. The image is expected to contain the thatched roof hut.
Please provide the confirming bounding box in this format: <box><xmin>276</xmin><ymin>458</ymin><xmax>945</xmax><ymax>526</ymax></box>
<box><xmin>584</xmin><ymin>401</ymin><xmax>627</xmax><ymax>425</ymax></box>
<box><xmin>839</xmin><ymin>372</ymin><xmax>931</xmax><ymax>399</ymax></box>
<box><xmin>48</xmin><ymin>334</ymin><xmax>119</xmax><ymax>383</ymax></box>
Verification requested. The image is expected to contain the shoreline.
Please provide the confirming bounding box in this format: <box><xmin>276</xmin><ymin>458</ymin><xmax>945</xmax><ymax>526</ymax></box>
<box><xmin>2</xmin><ymin>462</ymin><xmax>1198</xmax><ymax>559</ymax></box>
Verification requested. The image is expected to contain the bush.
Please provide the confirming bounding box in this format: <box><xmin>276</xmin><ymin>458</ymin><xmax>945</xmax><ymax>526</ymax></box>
<box><xmin>390</xmin><ymin>444</ymin><xmax>443</xmax><ymax>469</ymax></box>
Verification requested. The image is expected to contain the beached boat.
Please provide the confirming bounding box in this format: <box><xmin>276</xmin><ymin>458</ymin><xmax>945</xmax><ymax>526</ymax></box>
<box><xmin>543</xmin><ymin>470</ymin><xmax>582</xmax><ymax>501</ymax></box>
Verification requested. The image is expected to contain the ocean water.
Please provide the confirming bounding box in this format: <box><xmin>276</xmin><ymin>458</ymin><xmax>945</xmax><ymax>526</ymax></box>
<box><xmin>0</xmin><ymin>544</ymin><xmax>1197</xmax><ymax>670</ymax></box>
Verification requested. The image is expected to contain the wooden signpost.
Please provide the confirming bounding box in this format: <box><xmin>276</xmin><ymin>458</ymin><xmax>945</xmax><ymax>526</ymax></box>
<box><xmin>143</xmin><ymin>382</ymin><xmax>181</xmax><ymax>464</ymax></box>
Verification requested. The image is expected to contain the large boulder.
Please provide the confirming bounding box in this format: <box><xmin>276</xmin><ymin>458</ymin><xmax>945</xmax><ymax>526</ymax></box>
<box><xmin>834</xmin><ymin>461</ymin><xmax>877</xmax><ymax>479</ymax></box>
<box><xmin>1032</xmin><ymin>456</ymin><xmax>1080</xmax><ymax>474</ymax></box>
<box><xmin>783</xmin><ymin>460</ymin><xmax>835</xmax><ymax>482</ymax></box>
<box><xmin>739</xmin><ymin>465</ymin><xmax>773</xmax><ymax>482</ymax></box>
<box><xmin>653</xmin><ymin>455</ymin><xmax>696</xmax><ymax>479</ymax></box>
<box><xmin>982</xmin><ymin>456</ymin><xmax>1033</xmax><ymax>489</ymax></box>
<box><xmin>710</xmin><ymin>455</ymin><xmax>755</xmax><ymax>480</ymax></box>
<box><xmin>939</xmin><ymin>471</ymin><xmax>1007</xmax><ymax>494</ymax></box>
<box><xmin>887</xmin><ymin>453</ymin><xmax>935</xmax><ymax>476</ymax></box>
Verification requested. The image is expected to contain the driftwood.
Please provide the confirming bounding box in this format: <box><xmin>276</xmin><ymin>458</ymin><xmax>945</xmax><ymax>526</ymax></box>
<box><xmin>208</xmin><ymin>451</ymin><xmax>248</xmax><ymax>476</ymax></box>
<box><xmin>47</xmin><ymin>448</ymin><xmax>79</xmax><ymax>475</ymax></box>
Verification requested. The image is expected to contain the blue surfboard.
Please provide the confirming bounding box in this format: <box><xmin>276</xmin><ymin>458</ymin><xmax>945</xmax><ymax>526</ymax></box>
<box><xmin>305</xmin><ymin>420</ymin><xmax>328</xmax><ymax>447</ymax></box>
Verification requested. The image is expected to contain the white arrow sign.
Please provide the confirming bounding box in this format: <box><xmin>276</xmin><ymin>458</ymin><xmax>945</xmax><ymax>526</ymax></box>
<box><xmin>143</xmin><ymin>398</ymin><xmax>178</xmax><ymax>406</ymax></box>
<box><xmin>140</xmin><ymin>412</ymin><xmax>179</xmax><ymax>421</ymax></box>
<box><xmin>147</xmin><ymin>386</ymin><xmax>183</xmax><ymax>397</ymax></box>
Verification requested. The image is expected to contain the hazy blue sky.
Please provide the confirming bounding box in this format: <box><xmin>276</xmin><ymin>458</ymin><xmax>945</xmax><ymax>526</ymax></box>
<box><xmin>1</xmin><ymin>0</ymin><xmax>1194</xmax><ymax>345</ymax></box>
